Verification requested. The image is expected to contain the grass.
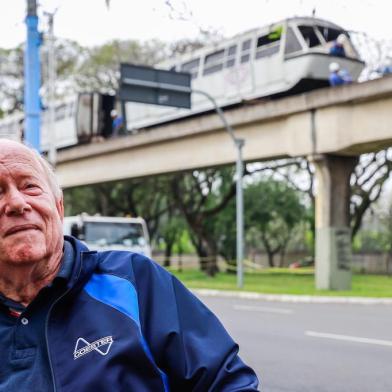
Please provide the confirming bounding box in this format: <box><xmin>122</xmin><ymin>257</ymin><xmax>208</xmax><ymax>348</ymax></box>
<box><xmin>169</xmin><ymin>268</ymin><xmax>392</xmax><ymax>297</ymax></box>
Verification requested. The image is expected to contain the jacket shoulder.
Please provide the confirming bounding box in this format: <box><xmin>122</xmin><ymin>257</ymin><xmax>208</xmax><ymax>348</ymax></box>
<box><xmin>92</xmin><ymin>250</ymin><xmax>169</xmax><ymax>284</ymax></box>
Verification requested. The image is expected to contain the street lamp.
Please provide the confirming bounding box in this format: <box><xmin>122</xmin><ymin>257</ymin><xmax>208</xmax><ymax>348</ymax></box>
<box><xmin>192</xmin><ymin>89</ymin><xmax>245</xmax><ymax>288</ymax></box>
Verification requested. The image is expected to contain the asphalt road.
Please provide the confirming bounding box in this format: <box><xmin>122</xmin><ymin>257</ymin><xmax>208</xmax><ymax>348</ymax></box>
<box><xmin>199</xmin><ymin>295</ymin><xmax>392</xmax><ymax>392</ymax></box>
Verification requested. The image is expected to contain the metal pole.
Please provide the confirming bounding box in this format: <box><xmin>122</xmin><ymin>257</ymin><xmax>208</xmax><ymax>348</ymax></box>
<box><xmin>45</xmin><ymin>11</ymin><xmax>57</xmax><ymax>165</ymax></box>
<box><xmin>192</xmin><ymin>89</ymin><xmax>245</xmax><ymax>288</ymax></box>
<box><xmin>235</xmin><ymin>139</ymin><xmax>245</xmax><ymax>288</ymax></box>
<box><xmin>24</xmin><ymin>0</ymin><xmax>41</xmax><ymax>151</ymax></box>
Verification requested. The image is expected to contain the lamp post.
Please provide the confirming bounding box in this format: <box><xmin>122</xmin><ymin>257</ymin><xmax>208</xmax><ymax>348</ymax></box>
<box><xmin>192</xmin><ymin>89</ymin><xmax>245</xmax><ymax>288</ymax></box>
<box><xmin>118</xmin><ymin>65</ymin><xmax>246</xmax><ymax>287</ymax></box>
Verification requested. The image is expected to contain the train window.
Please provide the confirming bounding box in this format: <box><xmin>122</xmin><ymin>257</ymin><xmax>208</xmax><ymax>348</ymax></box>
<box><xmin>242</xmin><ymin>40</ymin><xmax>251</xmax><ymax>51</ymax></box>
<box><xmin>298</xmin><ymin>25</ymin><xmax>321</xmax><ymax>48</ymax></box>
<box><xmin>240</xmin><ymin>54</ymin><xmax>250</xmax><ymax>63</ymax></box>
<box><xmin>228</xmin><ymin>45</ymin><xmax>237</xmax><ymax>55</ymax></box>
<box><xmin>241</xmin><ymin>39</ymin><xmax>251</xmax><ymax>63</ymax></box>
<box><xmin>317</xmin><ymin>26</ymin><xmax>345</xmax><ymax>43</ymax></box>
<box><xmin>255</xmin><ymin>29</ymin><xmax>281</xmax><ymax>59</ymax></box>
<box><xmin>285</xmin><ymin>26</ymin><xmax>302</xmax><ymax>55</ymax></box>
<box><xmin>225</xmin><ymin>45</ymin><xmax>237</xmax><ymax>68</ymax></box>
<box><xmin>203</xmin><ymin>50</ymin><xmax>224</xmax><ymax>75</ymax></box>
<box><xmin>55</xmin><ymin>104</ymin><xmax>67</xmax><ymax>121</ymax></box>
<box><xmin>181</xmin><ymin>58</ymin><xmax>200</xmax><ymax>79</ymax></box>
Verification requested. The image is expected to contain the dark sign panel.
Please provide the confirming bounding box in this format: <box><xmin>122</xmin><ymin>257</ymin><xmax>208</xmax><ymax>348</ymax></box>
<box><xmin>119</xmin><ymin>63</ymin><xmax>191</xmax><ymax>109</ymax></box>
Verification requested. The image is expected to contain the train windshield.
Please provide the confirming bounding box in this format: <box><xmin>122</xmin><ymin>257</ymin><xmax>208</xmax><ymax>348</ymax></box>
<box><xmin>298</xmin><ymin>24</ymin><xmax>347</xmax><ymax>48</ymax></box>
<box><xmin>84</xmin><ymin>221</ymin><xmax>147</xmax><ymax>247</ymax></box>
<box><xmin>298</xmin><ymin>25</ymin><xmax>322</xmax><ymax>48</ymax></box>
<box><xmin>316</xmin><ymin>26</ymin><xmax>344</xmax><ymax>43</ymax></box>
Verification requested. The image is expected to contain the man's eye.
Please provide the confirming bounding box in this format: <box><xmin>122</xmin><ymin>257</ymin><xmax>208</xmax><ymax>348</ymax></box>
<box><xmin>25</xmin><ymin>183</ymin><xmax>39</xmax><ymax>190</ymax></box>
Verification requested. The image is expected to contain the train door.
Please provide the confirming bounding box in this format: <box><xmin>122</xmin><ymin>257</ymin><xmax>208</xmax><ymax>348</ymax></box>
<box><xmin>100</xmin><ymin>94</ymin><xmax>115</xmax><ymax>138</ymax></box>
<box><xmin>222</xmin><ymin>39</ymin><xmax>254</xmax><ymax>101</ymax></box>
<box><xmin>76</xmin><ymin>93</ymin><xmax>94</xmax><ymax>143</ymax></box>
<box><xmin>76</xmin><ymin>93</ymin><xmax>104</xmax><ymax>143</ymax></box>
<box><xmin>197</xmin><ymin>48</ymin><xmax>228</xmax><ymax>106</ymax></box>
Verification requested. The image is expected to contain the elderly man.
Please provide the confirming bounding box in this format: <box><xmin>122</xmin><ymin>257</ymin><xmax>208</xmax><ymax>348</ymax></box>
<box><xmin>0</xmin><ymin>140</ymin><xmax>259</xmax><ymax>391</ymax></box>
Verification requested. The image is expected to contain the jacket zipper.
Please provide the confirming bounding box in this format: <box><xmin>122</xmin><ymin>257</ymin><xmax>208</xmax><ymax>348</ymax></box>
<box><xmin>45</xmin><ymin>286</ymin><xmax>73</xmax><ymax>392</ymax></box>
<box><xmin>45</xmin><ymin>253</ymin><xmax>84</xmax><ymax>392</ymax></box>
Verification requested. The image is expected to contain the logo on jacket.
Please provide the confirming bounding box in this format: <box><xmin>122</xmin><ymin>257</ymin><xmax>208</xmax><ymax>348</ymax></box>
<box><xmin>73</xmin><ymin>335</ymin><xmax>113</xmax><ymax>359</ymax></box>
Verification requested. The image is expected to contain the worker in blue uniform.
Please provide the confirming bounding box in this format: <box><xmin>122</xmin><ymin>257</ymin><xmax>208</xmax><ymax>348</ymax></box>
<box><xmin>328</xmin><ymin>62</ymin><xmax>352</xmax><ymax>86</ymax></box>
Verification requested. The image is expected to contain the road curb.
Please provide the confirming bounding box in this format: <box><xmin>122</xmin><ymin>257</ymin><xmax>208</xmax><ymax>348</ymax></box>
<box><xmin>193</xmin><ymin>289</ymin><xmax>392</xmax><ymax>305</ymax></box>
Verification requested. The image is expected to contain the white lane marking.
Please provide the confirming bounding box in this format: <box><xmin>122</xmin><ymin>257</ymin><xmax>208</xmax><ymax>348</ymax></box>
<box><xmin>305</xmin><ymin>331</ymin><xmax>392</xmax><ymax>347</ymax></box>
<box><xmin>233</xmin><ymin>304</ymin><xmax>294</xmax><ymax>314</ymax></box>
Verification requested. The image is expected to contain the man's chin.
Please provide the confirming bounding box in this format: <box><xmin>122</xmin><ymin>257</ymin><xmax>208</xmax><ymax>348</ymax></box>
<box><xmin>5</xmin><ymin>246</ymin><xmax>47</xmax><ymax>265</ymax></box>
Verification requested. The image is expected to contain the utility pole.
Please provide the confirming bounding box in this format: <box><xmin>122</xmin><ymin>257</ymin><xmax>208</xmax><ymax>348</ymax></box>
<box><xmin>24</xmin><ymin>0</ymin><xmax>41</xmax><ymax>151</ymax></box>
<box><xmin>193</xmin><ymin>89</ymin><xmax>245</xmax><ymax>288</ymax></box>
<box><xmin>119</xmin><ymin>65</ymin><xmax>246</xmax><ymax>287</ymax></box>
<box><xmin>45</xmin><ymin>10</ymin><xmax>57</xmax><ymax>166</ymax></box>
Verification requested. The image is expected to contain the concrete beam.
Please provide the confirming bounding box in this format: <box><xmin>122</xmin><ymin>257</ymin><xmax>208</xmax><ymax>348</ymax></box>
<box><xmin>56</xmin><ymin>76</ymin><xmax>392</xmax><ymax>188</ymax></box>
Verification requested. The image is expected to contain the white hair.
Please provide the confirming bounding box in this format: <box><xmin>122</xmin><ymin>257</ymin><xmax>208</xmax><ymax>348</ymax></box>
<box><xmin>3</xmin><ymin>140</ymin><xmax>63</xmax><ymax>201</ymax></box>
<box><xmin>34</xmin><ymin>151</ymin><xmax>63</xmax><ymax>200</ymax></box>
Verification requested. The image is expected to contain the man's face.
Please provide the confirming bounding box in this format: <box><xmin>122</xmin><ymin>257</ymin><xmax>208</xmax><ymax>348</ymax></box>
<box><xmin>0</xmin><ymin>143</ymin><xmax>64</xmax><ymax>267</ymax></box>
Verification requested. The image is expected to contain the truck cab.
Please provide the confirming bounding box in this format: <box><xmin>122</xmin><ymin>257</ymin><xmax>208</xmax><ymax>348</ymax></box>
<box><xmin>63</xmin><ymin>214</ymin><xmax>151</xmax><ymax>258</ymax></box>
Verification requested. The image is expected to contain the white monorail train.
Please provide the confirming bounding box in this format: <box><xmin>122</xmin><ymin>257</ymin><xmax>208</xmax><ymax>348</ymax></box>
<box><xmin>125</xmin><ymin>16</ymin><xmax>364</xmax><ymax>129</ymax></box>
<box><xmin>0</xmin><ymin>92</ymin><xmax>115</xmax><ymax>150</ymax></box>
<box><xmin>0</xmin><ymin>16</ymin><xmax>364</xmax><ymax>150</ymax></box>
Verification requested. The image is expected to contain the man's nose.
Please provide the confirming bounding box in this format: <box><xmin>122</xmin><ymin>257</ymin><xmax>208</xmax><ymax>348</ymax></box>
<box><xmin>4</xmin><ymin>188</ymin><xmax>32</xmax><ymax>216</ymax></box>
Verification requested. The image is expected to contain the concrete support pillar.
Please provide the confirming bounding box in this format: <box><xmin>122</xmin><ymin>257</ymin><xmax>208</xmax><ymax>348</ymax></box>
<box><xmin>312</xmin><ymin>154</ymin><xmax>358</xmax><ymax>290</ymax></box>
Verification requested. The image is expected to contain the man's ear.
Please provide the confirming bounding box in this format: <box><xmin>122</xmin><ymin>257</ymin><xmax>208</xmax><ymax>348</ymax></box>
<box><xmin>56</xmin><ymin>196</ymin><xmax>64</xmax><ymax>222</ymax></box>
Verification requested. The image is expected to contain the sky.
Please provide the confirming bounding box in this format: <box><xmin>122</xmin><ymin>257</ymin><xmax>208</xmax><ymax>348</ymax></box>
<box><xmin>1</xmin><ymin>0</ymin><xmax>392</xmax><ymax>49</ymax></box>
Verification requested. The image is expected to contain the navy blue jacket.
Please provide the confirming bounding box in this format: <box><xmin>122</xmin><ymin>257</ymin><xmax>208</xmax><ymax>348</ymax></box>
<box><xmin>46</xmin><ymin>237</ymin><xmax>259</xmax><ymax>391</ymax></box>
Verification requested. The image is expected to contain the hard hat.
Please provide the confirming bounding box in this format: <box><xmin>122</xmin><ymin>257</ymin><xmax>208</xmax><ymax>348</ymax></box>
<box><xmin>329</xmin><ymin>62</ymin><xmax>340</xmax><ymax>72</ymax></box>
<box><xmin>110</xmin><ymin>109</ymin><xmax>118</xmax><ymax>117</ymax></box>
<box><xmin>337</xmin><ymin>34</ymin><xmax>346</xmax><ymax>45</ymax></box>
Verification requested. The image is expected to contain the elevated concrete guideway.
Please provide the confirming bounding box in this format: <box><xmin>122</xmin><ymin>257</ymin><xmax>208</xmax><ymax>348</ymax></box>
<box><xmin>56</xmin><ymin>75</ymin><xmax>392</xmax><ymax>188</ymax></box>
<box><xmin>56</xmin><ymin>75</ymin><xmax>392</xmax><ymax>291</ymax></box>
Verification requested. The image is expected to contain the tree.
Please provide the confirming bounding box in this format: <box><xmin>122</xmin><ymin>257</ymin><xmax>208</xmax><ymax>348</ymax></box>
<box><xmin>244</xmin><ymin>179</ymin><xmax>306</xmax><ymax>267</ymax></box>
<box><xmin>350</xmin><ymin>150</ymin><xmax>392</xmax><ymax>237</ymax></box>
<box><xmin>74</xmin><ymin>39</ymin><xmax>168</xmax><ymax>93</ymax></box>
<box><xmin>0</xmin><ymin>46</ymin><xmax>24</xmax><ymax>114</ymax></box>
<box><xmin>63</xmin><ymin>176</ymin><xmax>171</xmax><ymax>243</ymax></box>
<box><xmin>380</xmin><ymin>204</ymin><xmax>392</xmax><ymax>275</ymax></box>
<box><xmin>170</xmin><ymin>167</ymin><xmax>236</xmax><ymax>275</ymax></box>
<box><xmin>159</xmin><ymin>209</ymin><xmax>187</xmax><ymax>267</ymax></box>
<box><xmin>248</xmin><ymin>151</ymin><xmax>392</xmax><ymax>249</ymax></box>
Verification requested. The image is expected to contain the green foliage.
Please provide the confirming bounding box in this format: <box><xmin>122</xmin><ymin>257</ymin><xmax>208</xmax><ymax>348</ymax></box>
<box><xmin>171</xmin><ymin>166</ymin><xmax>236</xmax><ymax>272</ymax></box>
<box><xmin>74</xmin><ymin>39</ymin><xmax>168</xmax><ymax>93</ymax></box>
<box><xmin>172</xmin><ymin>230</ymin><xmax>195</xmax><ymax>254</ymax></box>
<box><xmin>352</xmin><ymin>230</ymin><xmax>385</xmax><ymax>253</ymax></box>
<box><xmin>211</xmin><ymin>197</ymin><xmax>236</xmax><ymax>263</ymax></box>
<box><xmin>63</xmin><ymin>186</ymin><xmax>98</xmax><ymax>216</ymax></box>
<box><xmin>244</xmin><ymin>179</ymin><xmax>306</xmax><ymax>266</ymax></box>
<box><xmin>353</xmin><ymin>204</ymin><xmax>392</xmax><ymax>254</ymax></box>
<box><xmin>63</xmin><ymin>176</ymin><xmax>171</xmax><ymax>242</ymax></box>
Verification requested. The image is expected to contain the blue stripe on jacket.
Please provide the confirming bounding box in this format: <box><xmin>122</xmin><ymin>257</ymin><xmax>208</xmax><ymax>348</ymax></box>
<box><xmin>84</xmin><ymin>273</ymin><xmax>170</xmax><ymax>392</ymax></box>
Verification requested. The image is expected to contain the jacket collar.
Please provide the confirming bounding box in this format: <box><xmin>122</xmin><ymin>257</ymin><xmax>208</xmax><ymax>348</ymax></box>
<box><xmin>63</xmin><ymin>235</ymin><xmax>100</xmax><ymax>293</ymax></box>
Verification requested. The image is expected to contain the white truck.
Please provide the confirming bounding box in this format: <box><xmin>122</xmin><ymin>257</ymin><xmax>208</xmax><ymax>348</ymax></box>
<box><xmin>63</xmin><ymin>214</ymin><xmax>151</xmax><ymax>258</ymax></box>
